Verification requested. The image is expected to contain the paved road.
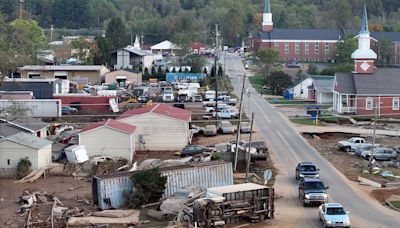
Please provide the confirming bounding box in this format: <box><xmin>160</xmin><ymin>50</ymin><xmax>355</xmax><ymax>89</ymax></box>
<box><xmin>223</xmin><ymin>54</ymin><xmax>400</xmax><ymax>228</ymax></box>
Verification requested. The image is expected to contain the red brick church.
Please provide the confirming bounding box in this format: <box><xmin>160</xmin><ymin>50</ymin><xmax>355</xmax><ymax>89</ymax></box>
<box><xmin>256</xmin><ymin>0</ymin><xmax>400</xmax><ymax>65</ymax></box>
<box><xmin>332</xmin><ymin>5</ymin><xmax>400</xmax><ymax>117</ymax></box>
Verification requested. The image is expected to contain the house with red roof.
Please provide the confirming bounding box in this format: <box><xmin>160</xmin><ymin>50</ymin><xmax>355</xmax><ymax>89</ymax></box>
<box><xmin>117</xmin><ymin>103</ymin><xmax>192</xmax><ymax>151</ymax></box>
<box><xmin>79</xmin><ymin>119</ymin><xmax>137</xmax><ymax>162</ymax></box>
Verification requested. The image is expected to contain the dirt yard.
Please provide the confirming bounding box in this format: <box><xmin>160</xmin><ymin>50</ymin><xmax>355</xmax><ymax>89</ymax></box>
<box><xmin>303</xmin><ymin>132</ymin><xmax>400</xmax><ymax>203</ymax></box>
<box><xmin>0</xmin><ymin>176</ymin><xmax>92</xmax><ymax>227</ymax></box>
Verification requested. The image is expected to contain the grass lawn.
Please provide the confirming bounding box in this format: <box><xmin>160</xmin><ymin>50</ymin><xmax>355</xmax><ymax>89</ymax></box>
<box><xmin>290</xmin><ymin>117</ymin><xmax>326</xmax><ymax>126</ymax></box>
<box><xmin>390</xmin><ymin>200</ymin><xmax>400</xmax><ymax>209</ymax></box>
<box><xmin>248</xmin><ymin>75</ymin><xmax>265</xmax><ymax>94</ymax></box>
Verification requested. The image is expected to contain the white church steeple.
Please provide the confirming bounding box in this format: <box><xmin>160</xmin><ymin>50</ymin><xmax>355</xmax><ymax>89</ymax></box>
<box><xmin>262</xmin><ymin>0</ymin><xmax>273</xmax><ymax>32</ymax></box>
<box><xmin>351</xmin><ymin>4</ymin><xmax>377</xmax><ymax>74</ymax></box>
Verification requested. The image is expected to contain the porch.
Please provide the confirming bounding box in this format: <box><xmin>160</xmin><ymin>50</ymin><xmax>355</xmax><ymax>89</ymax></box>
<box><xmin>333</xmin><ymin>93</ymin><xmax>357</xmax><ymax>114</ymax></box>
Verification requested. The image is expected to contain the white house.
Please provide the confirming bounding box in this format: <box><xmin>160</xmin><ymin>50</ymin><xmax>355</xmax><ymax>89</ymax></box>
<box><xmin>117</xmin><ymin>103</ymin><xmax>192</xmax><ymax>151</ymax></box>
<box><xmin>307</xmin><ymin>77</ymin><xmax>335</xmax><ymax>104</ymax></box>
<box><xmin>292</xmin><ymin>77</ymin><xmax>314</xmax><ymax>99</ymax></box>
<box><xmin>292</xmin><ymin>76</ymin><xmax>334</xmax><ymax>100</ymax></box>
<box><xmin>0</xmin><ymin>133</ymin><xmax>52</xmax><ymax>177</ymax></box>
<box><xmin>79</xmin><ymin>119</ymin><xmax>136</xmax><ymax>162</ymax></box>
<box><xmin>150</xmin><ymin>40</ymin><xmax>180</xmax><ymax>56</ymax></box>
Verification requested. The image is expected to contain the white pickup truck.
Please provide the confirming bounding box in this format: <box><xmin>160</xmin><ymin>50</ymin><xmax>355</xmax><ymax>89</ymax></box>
<box><xmin>338</xmin><ymin>137</ymin><xmax>379</xmax><ymax>152</ymax></box>
<box><xmin>213</xmin><ymin>109</ymin><xmax>238</xmax><ymax>119</ymax></box>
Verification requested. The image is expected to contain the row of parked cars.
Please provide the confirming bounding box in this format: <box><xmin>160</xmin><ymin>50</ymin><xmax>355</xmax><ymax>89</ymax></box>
<box><xmin>338</xmin><ymin>137</ymin><xmax>398</xmax><ymax>161</ymax></box>
<box><xmin>295</xmin><ymin>162</ymin><xmax>351</xmax><ymax>227</ymax></box>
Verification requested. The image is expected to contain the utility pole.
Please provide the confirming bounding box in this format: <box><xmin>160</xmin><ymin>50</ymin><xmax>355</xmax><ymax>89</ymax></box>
<box><xmin>246</xmin><ymin>112</ymin><xmax>255</xmax><ymax>181</ymax></box>
<box><xmin>234</xmin><ymin>74</ymin><xmax>246</xmax><ymax>171</ymax></box>
<box><xmin>369</xmin><ymin>102</ymin><xmax>379</xmax><ymax>174</ymax></box>
<box><xmin>214</xmin><ymin>24</ymin><xmax>220</xmax><ymax>119</ymax></box>
<box><xmin>141</xmin><ymin>33</ymin><xmax>144</xmax><ymax>49</ymax></box>
<box><xmin>18</xmin><ymin>0</ymin><xmax>24</xmax><ymax>19</ymax></box>
<box><xmin>50</xmin><ymin>25</ymin><xmax>54</xmax><ymax>42</ymax></box>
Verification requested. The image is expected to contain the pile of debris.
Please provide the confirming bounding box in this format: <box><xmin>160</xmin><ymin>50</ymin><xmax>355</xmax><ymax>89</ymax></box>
<box><xmin>16</xmin><ymin>191</ymin><xmax>74</xmax><ymax>227</ymax></box>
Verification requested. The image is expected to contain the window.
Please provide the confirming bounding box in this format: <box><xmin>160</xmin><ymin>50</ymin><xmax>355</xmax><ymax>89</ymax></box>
<box><xmin>305</xmin><ymin>42</ymin><xmax>310</xmax><ymax>54</ymax></box>
<box><xmin>314</xmin><ymin>58</ymin><xmax>319</xmax><ymax>62</ymax></box>
<box><xmin>295</xmin><ymin>42</ymin><xmax>300</xmax><ymax>54</ymax></box>
<box><xmin>285</xmin><ymin>42</ymin><xmax>289</xmax><ymax>54</ymax></box>
<box><xmin>274</xmin><ymin>42</ymin><xmax>279</xmax><ymax>47</ymax></box>
<box><xmin>325</xmin><ymin>43</ymin><xmax>330</xmax><ymax>54</ymax></box>
<box><xmin>305</xmin><ymin>58</ymin><xmax>309</xmax><ymax>62</ymax></box>
<box><xmin>366</xmin><ymin>97</ymin><xmax>373</xmax><ymax>110</ymax></box>
<box><xmin>7</xmin><ymin>159</ymin><xmax>10</xmax><ymax>165</ymax></box>
<box><xmin>393</xmin><ymin>97</ymin><xmax>399</xmax><ymax>110</ymax></box>
<box><xmin>315</xmin><ymin>42</ymin><xmax>319</xmax><ymax>55</ymax></box>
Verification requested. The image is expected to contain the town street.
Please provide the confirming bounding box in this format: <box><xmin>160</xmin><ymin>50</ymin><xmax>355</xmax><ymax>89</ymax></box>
<box><xmin>224</xmin><ymin>53</ymin><xmax>400</xmax><ymax>227</ymax></box>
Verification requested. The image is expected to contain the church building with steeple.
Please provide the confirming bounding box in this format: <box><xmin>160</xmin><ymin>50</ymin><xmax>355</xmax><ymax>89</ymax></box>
<box><xmin>332</xmin><ymin>5</ymin><xmax>400</xmax><ymax>116</ymax></box>
<box><xmin>257</xmin><ymin>0</ymin><xmax>400</xmax><ymax>65</ymax></box>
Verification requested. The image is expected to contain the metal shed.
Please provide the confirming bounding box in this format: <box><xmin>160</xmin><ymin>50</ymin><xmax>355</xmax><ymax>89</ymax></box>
<box><xmin>92</xmin><ymin>161</ymin><xmax>233</xmax><ymax>210</ymax></box>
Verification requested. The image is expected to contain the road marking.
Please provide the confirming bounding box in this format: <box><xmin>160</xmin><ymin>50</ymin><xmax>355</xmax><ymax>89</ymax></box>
<box><xmin>277</xmin><ymin>130</ymin><xmax>301</xmax><ymax>163</ymax></box>
<box><xmin>250</xmin><ymin>96</ymin><xmax>272</xmax><ymax>123</ymax></box>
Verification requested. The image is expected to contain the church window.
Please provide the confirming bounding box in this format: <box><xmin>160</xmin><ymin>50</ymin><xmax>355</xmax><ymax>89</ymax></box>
<box><xmin>366</xmin><ymin>97</ymin><xmax>373</xmax><ymax>110</ymax></box>
<box><xmin>393</xmin><ymin>97</ymin><xmax>399</xmax><ymax>110</ymax></box>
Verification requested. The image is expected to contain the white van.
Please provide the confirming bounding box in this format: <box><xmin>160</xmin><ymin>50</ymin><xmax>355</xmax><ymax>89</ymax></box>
<box><xmin>205</xmin><ymin>90</ymin><xmax>216</xmax><ymax>100</ymax></box>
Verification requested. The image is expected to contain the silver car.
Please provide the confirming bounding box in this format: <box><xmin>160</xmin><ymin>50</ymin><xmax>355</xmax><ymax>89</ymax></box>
<box><xmin>319</xmin><ymin>203</ymin><xmax>350</xmax><ymax>228</ymax></box>
<box><xmin>204</xmin><ymin>125</ymin><xmax>217</xmax><ymax>136</ymax></box>
<box><xmin>361</xmin><ymin>147</ymin><xmax>398</xmax><ymax>161</ymax></box>
<box><xmin>218</xmin><ymin>121</ymin><xmax>235</xmax><ymax>134</ymax></box>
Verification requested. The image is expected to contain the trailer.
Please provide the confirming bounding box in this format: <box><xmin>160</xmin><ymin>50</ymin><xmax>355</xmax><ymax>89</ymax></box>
<box><xmin>191</xmin><ymin>183</ymin><xmax>274</xmax><ymax>227</ymax></box>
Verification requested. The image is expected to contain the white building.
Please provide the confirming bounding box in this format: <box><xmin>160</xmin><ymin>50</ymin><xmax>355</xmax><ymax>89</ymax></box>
<box><xmin>150</xmin><ymin>40</ymin><xmax>180</xmax><ymax>56</ymax></box>
<box><xmin>112</xmin><ymin>39</ymin><xmax>161</xmax><ymax>71</ymax></box>
<box><xmin>79</xmin><ymin>119</ymin><xmax>137</xmax><ymax>162</ymax></box>
<box><xmin>117</xmin><ymin>103</ymin><xmax>192</xmax><ymax>151</ymax></box>
<box><xmin>0</xmin><ymin>133</ymin><xmax>52</xmax><ymax>177</ymax></box>
<box><xmin>292</xmin><ymin>76</ymin><xmax>334</xmax><ymax>100</ymax></box>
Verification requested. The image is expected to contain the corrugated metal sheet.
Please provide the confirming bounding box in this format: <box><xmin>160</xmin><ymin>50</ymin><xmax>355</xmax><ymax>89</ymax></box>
<box><xmin>93</xmin><ymin>161</ymin><xmax>233</xmax><ymax>210</ymax></box>
<box><xmin>0</xmin><ymin>100</ymin><xmax>61</xmax><ymax>117</ymax></box>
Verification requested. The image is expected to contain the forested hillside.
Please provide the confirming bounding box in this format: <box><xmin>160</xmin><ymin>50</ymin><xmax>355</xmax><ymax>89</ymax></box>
<box><xmin>1</xmin><ymin>0</ymin><xmax>400</xmax><ymax>45</ymax></box>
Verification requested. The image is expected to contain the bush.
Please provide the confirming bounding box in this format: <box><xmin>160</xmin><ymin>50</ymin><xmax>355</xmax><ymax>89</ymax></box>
<box><xmin>17</xmin><ymin>157</ymin><xmax>32</xmax><ymax>179</ymax></box>
<box><xmin>127</xmin><ymin>168</ymin><xmax>167</xmax><ymax>208</ymax></box>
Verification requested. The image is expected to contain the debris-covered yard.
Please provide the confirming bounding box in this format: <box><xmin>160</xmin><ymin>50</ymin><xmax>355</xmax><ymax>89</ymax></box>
<box><xmin>0</xmin><ymin>176</ymin><xmax>92</xmax><ymax>227</ymax></box>
<box><xmin>303</xmin><ymin>132</ymin><xmax>400</xmax><ymax>206</ymax></box>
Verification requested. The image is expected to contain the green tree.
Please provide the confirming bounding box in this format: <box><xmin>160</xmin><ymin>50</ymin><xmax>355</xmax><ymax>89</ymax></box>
<box><xmin>336</xmin><ymin>35</ymin><xmax>357</xmax><ymax>64</ymax></box>
<box><xmin>127</xmin><ymin>168</ymin><xmax>167</xmax><ymax>208</ymax></box>
<box><xmin>157</xmin><ymin>66</ymin><xmax>165</xmax><ymax>80</ymax></box>
<box><xmin>143</xmin><ymin>67</ymin><xmax>150</xmax><ymax>81</ymax></box>
<box><xmin>307</xmin><ymin>63</ymin><xmax>319</xmax><ymax>75</ymax></box>
<box><xmin>172</xmin><ymin>32</ymin><xmax>191</xmax><ymax>67</ymax></box>
<box><xmin>94</xmin><ymin>36</ymin><xmax>111</xmax><ymax>65</ymax></box>
<box><xmin>218</xmin><ymin>64</ymin><xmax>223</xmax><ymax>76</ymax></box>
<box><xmin>265</xmin><ymin>71</ymin><xmax>292</xmax><ymax>95</ymax></box>
<box><xmin>106</xmin><ymin>16</ymin><xmax>129</xmax><ymax>51</ymax></box>
<box><xmin>210</xmin><ymin>65</ymin><xmax>216</xmax><ymax>78</ymax></box>
<box><xmin>255</xmin><ymin>49</ymin><xmax>280</xmax><ymax>85</ymax></box>
<box><xmin>377</xmin><ymin>39</ymin><xmax>395</xmax><ymax>67</ymax></box>
<box><xmin>71</xmin><ymin>37</ymin><xmax>92</xmax><ymax>64</ymax></box>
<box><xmin>150</xmin><ymin>66</ymin><xmax>156</xmax><ymax>78</ymax></box>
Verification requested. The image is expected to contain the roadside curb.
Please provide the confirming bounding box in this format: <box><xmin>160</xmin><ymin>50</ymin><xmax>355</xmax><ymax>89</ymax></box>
<box><xmin>385</xmin><ymin>200</ymin><xmax>400</xmax><ymax>212</ymax></box>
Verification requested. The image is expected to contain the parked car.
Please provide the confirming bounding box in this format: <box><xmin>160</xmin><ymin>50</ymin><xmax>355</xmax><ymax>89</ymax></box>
<box><xmin>229</xmin><ymin>140</ymin><xmax>268</xmax><ymax>154</ymax></box>
<box><xmin>62</xmin><ymin>106</ymin><xmax>77</xmax><ymax>115</ymax></box>
<box><xmin>240</xmin><ymin>122</ymin><xmax>251</xmax><ymax>133</ymax></box>
<box><xmin>319</xmin><ymin>203</ymin><xmax>351</xmax><ymax>228</ymax></box>
<box><xmin>218</xmin><ymin>121</ymin><xmax>235</xmax><ymax>134</ymax></box>
<box><xmin>337</xmin><ymin>137</ymin><xmax>379</xmax><ymax>152</ymax></box>
<box><xmin>204</xmin><ymin>125</ymin><xmax>217</xmax><ymax>136</ymax></box>
<box><xmin>180</xmin><ymin>145</ymin><xmax>214</xmax><ymax>157</ymax></box>
<box><xmin>138</xmin><ymin>95</ymin><xmax>150</xmax><ymax>103</ymax></box>
<box><xmin>192</xmin><ymin>95</ymin><xmax>203</xmax><ymax>102</ymax></box>
<box><xmin>285</xmin><ymin>60</ymin><xmax>300</xmax><ymax>68</ymax></box>
<box><xmin>361</xmin><ymin>147</ymin><xmax>398</xmax><ymax>161</ymax></box>
<box><xmin>213</xmin><ymin>109</ymin><xmax>238</xmax><ymax>119</ymax></box>
<box><xmin>298</xmin><ymin>178</ymin><xmax>329</xmax><ymax>206</ymax></box>
<box><xmin>295</xmin><ymin>162</ymin><xmax>320</xmax><ymax>180</ymax></box>
<box><xmin>354</xmin><ymin>145</ymin><xmax>374</xmax><ymax>157</ymax></box>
